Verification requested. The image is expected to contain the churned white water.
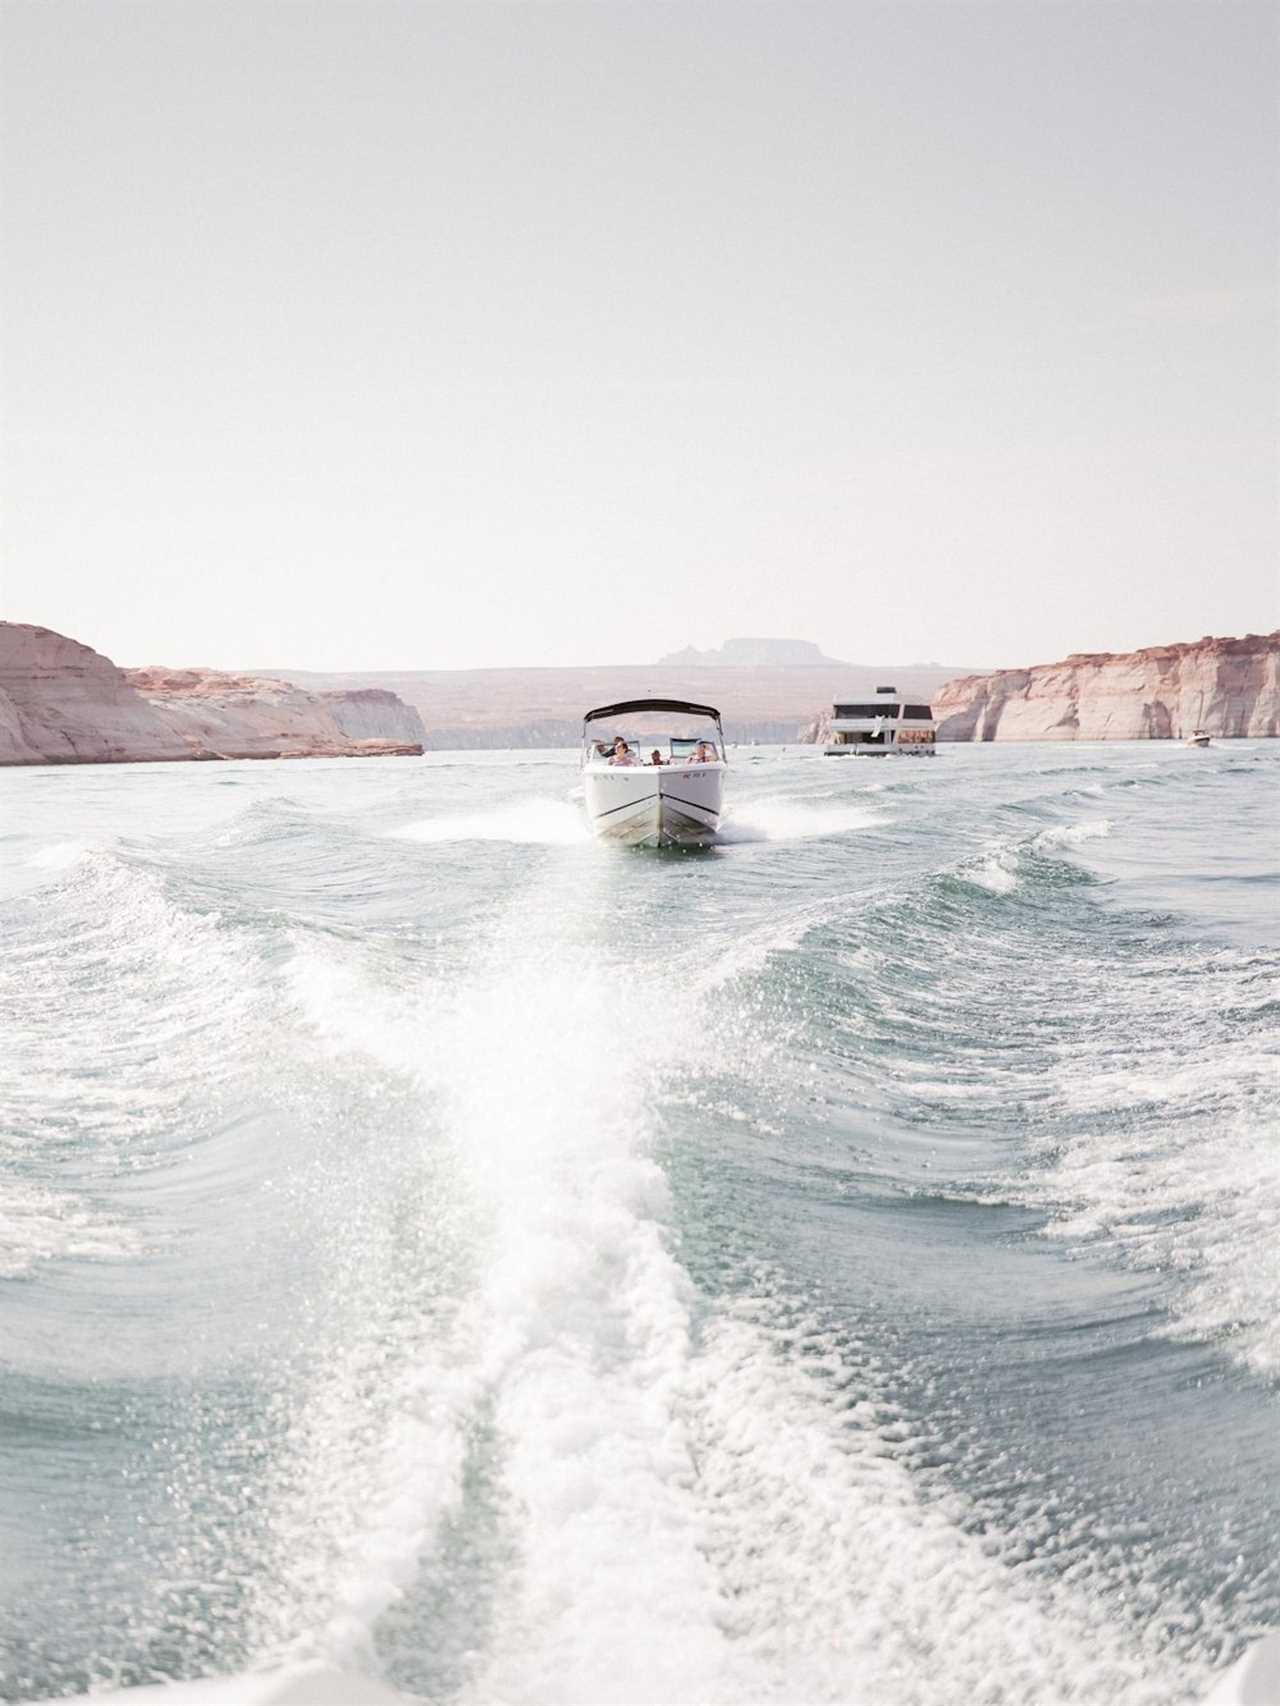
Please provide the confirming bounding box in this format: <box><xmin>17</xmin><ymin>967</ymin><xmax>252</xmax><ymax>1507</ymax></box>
<box><xmin>1</xmin><ymin>743</ymin><xmax>1277</xmax><ymax>1705</ymax></box>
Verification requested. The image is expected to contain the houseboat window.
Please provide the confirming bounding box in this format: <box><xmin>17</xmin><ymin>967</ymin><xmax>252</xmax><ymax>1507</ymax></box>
<box><xmin>834</xmin><ymin>703</ymin><xmax>901</xmax><ymax>719</ymax></box>
<box><xmin>901</xmin><ymin>704</ymin><xmax>933</xmax><ymax>720</ymax></box>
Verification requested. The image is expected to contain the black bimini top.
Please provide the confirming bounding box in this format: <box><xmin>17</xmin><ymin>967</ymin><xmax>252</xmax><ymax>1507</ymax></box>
<box><xmin>583</xmin><ymin>698</ymin><xmax>722</xmax><ymax>724</ymax></box>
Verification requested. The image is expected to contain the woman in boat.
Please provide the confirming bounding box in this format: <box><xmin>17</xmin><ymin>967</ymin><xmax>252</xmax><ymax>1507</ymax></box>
<box><xmin>609</xmin><ymin>738</ymin><xmax>636</xmax><ymax>766</ymax></box>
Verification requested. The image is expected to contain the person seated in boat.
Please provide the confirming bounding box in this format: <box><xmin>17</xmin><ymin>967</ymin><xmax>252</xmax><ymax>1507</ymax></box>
<box><xmin>692</xmin><ymin>740</ymin><xmax>717</xmax><ymax>762</ymax></box>
<box><xmin>648</xmin><ymin>749</ymin><xmax>665</xmax><ymax>767</ymax></box>
<box><xmin>608</xmin><ymin>738</ymin><xmax>636</xmax><ymax>766</ymax></box>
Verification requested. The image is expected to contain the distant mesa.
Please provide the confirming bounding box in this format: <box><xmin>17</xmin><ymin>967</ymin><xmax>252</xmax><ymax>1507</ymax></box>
<box><xmin>657</xmin><ymin>637</ymin><xmax>849</xmax><ymax>668</ymax></box>
<box><xmin>274</xmin><ymin>651</ymin><xmax>969</xmax><ymax>747</ymax></box>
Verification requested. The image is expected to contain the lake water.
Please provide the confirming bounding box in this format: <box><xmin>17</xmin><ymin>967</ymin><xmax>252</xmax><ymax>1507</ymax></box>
<box><xmin>1</xmin><ymin>741</ymin><xmax>1277</xmax><ymax>1704</ymax></box>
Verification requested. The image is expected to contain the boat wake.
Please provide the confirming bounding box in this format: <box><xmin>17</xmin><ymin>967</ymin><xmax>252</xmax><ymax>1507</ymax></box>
<box><xmin>390</xmin><ymin>798</ymin><xmax>590</xmax><ymax>846</ymax></box>
<box><xmin>719</xmin><ymin>795</ymin><xmax>888</xmax><ymax>843</ymax></box>
<box><xmin>192</xmin><ymin>857</ymin><xmax>1214</xmax><ymax>1705</ymax></box>
<box><xmin>3</xmin><ymin>747</ymin><xmax>1276</xmax><ymax>1706</ymax></box>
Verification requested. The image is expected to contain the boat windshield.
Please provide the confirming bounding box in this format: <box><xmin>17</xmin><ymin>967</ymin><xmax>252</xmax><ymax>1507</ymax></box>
<box><xmin>586</xmin><ymin>731</ymin><xmax>722</xmax><ymax>765</ymax></box>
<box><xmin>582</xmin><ymin>698</ymin><xmax>725</xmax><ymax>768</ymax></box>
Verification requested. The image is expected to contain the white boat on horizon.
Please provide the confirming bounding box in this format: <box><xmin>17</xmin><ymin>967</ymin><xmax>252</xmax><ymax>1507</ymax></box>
<box><xmin>581</xmin><ymin>697</ymin><xmax>726</xmax><ymax>847</ymax></box>
<box><xmin>1184</xmin><ymin>729</ymin><xmax>1212</xmax><ymax>748</ymax></box>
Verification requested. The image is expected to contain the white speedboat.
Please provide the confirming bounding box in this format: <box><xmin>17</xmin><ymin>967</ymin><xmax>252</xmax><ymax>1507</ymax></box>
<box><xmin>582</xmin><ymin>697</ymin><xmax>726</xmax><ymax>847</ymax></box>
<box><xmin>1185</xmin><ymin>729</ymin><xmax>1212</xmax><ymax>748</ymax></box>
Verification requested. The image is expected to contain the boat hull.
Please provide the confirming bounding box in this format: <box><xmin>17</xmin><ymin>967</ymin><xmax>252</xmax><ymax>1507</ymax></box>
<box><xmin>822</xmin><ymin>745</ymin><xmax>935</xmax><ymax>757</ymax></box>
<box><xmin>583</xmin><ymin>764</ymin><xmax>723</xmax><ymax>847</ymax></box>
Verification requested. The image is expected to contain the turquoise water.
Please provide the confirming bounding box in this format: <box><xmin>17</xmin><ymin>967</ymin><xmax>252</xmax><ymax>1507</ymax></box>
<box><xmin>1</xmin><ymin>742</ymin><xmax>1277</xmax><ymax>1704</ymax></box>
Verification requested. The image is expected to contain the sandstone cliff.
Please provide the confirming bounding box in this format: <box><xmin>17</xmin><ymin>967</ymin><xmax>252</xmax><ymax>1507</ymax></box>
<box><xmin>124</xmin><ymin>667</ymin><xmax>427</xmax><ymax>760</ymax></box>
<box><xmin>0</xmin><ymin>625</ymin><xmax>425</xmax><ymax>765</ymax></box>
<box><xmin>0</xmin><ymin>625</ymin><xmax>192</xmax><ymax>765</ymax></box>
<box><xmin>800</xmin><ymin>632</ymin><xmax>1279</xmax><ymax>745</ymax></box>
<box><xmin>930</xmin><ymin>633</ymin><xmax>1279</xmax><ymax>742</ymax></box>
<box><xmin>321</xmin><ymin>688</ymin><xmax>427</xmax><ymax>745</ymax></box>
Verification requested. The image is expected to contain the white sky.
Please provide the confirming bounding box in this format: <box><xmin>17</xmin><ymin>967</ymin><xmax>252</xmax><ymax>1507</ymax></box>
<box><xmin>2</xmin><ymin>0</ymin><xmax>1276</xmax><ymax>671</ymax></box>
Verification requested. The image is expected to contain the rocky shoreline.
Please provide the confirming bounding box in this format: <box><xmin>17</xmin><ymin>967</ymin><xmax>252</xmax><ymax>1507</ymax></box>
<box><xmin>801</xmin><ymin>632</ymin><xmax>1279</xmax><ymax>745</ymax></box>
<box><xmin>5</xmin><ymin>622</ymin><xmax>1276</xmax><ymax>764</ymax></box>
<box><xmin>930</xmin><ymin>632</ymin><xmax>1279</xmax><ymax>742</ymax></box>
<box><xmin>0</xmin><ymin>625</ymin><xmax>425</xmax><ymax>766</ymax></box>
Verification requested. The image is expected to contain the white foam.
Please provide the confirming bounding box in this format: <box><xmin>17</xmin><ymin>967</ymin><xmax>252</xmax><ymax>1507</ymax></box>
<box><xmin>696</xmin><ymin>900</ymin><xmax>832</xmax><ymax>990</ymax></box>
<box><xmin>719</xmin><ymin>796</ymin><xmax>887</xmax><ymax>843</ymax></box>
<box><xmin>0</xmin><ymin>852</ymin><xmax>260</xmax><ymax>1278</ymax></box>
<box><xmin>980</xmin><ymin>943</ymin><xmax>1280</xmax><ymax>1375</ymax></box>
<box><xmin>432</xmin><ymin>886</ymin><xmax>739</xmax><ymax>1702</ymax></box>
<box><xmin>677</xmin><ymin>1302</ymin><xmax>1197</xmax><ymax>1705</ymax></box>
<box><xmin>1033</xmin><ymin>818</ymin><xmax>1113</xmax><ymax>851</ymax></box>
<box><xmin>963</xmin><ymin>843</ymin><xmax>1020</xmax><ymax>894</ymax></box>
<box><xmin>251</xmin><ymin>862</ymin><xmax>729</xmax><ymax>1690</ymax></box>
<box><xmin>252</xmin><ymin>1320</ymin><xmax>480</xmax><ymax>1673</ymax></box>
<box><xmin>23</xmin><ymin>839</ymin><xmax>91</xmax><ymax>870</ymax></box>
<box><xmin>1024</xmin><ymin>1104</ymin><xmax>1280</xmax><ymax>1375</ymax></box>
<box><xmin>16</xmin><ymin>1663</ymin><xmax>406</xmax><ymax>1705</ymax></box>
<box><xmin>0</xmin><ymin>1177</ymin><xmax>139</xmax><ymax>1277</ymax></box>
<box><xmin>264</xmin><ymin>865</ymin><xmax>1208</xmax><ymax>1703</ymax></box>
<box><xmin>390</xmin><ymin>798</ymin><xmax>589</xmax><ymax>846</ymax></box>
<box><xmin>960</xmin><ymin>818</ymin><xmax>1112</xmax><ymax>894</ymax></box>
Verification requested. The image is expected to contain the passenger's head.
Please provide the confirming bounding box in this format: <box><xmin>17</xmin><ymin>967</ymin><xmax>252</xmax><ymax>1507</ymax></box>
<box><xmin>613</xmin><ymin>737</ymin><xmax>628</xmax><ymax>754</ymax></box>
<box><xmin>650</xmin><ymin>750</ymin><xmax>662</xmax><ymax>765</ymax></box>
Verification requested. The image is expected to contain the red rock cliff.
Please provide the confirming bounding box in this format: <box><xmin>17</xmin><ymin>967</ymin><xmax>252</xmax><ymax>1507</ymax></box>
<box><xmin>0</xmin><ymin>625</ymin><xmax>192</xmax><ymax>765</ymax></box>
<box><xmin>0</xmin><ymin>624</ymin><xmax>425</xmax><ymax>765</ymax></box>
<box><xmin>123</xmin><ymin>666</ymin><xmax>426</xmax><ymax>759</ymax></box>
<box><xmin>931</xmin><ymin>632</ymin><xmax>1279</xmax><ymax>742</ymax></box>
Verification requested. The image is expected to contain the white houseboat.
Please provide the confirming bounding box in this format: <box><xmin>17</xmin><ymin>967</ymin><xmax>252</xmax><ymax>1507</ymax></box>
<box><xmin>823</xmin><ymin>686</ymin><xmax>937</xmax><ymax>756</ymax></box>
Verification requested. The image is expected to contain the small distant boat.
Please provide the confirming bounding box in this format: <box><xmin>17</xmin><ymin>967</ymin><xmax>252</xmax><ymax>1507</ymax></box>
<box><xmin>582</xmin><ymin>697</ymin><xmax>726</xmax><ymax>847</ymax></box>
<box><xmin>1183</xmin><ymin>689</ymin><xmax>1212</xmax><ymax>747</ymax></box>
<box><xmin>824</xmin><ymin>685</ymin><xmax>937</xmax><ymax>756</ymax></box>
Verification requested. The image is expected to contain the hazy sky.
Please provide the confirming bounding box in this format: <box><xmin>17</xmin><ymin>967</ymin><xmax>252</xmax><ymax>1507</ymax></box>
<box><xmin>2</xmin><ymin>0</ymin><xmax>1276</xmax><ymax>671</ymax></box>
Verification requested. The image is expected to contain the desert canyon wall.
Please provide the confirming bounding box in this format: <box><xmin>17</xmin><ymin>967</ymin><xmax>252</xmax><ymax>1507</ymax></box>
<box><xmin>321</xmin><ymin>687</ymin><xmax>426</xmax><ymax>745</ymax></box>
<box><xmin>6</xmin><ymin>622</ymin><xmax>1276</xmax><ymax>763</ymax></box>
<box><xmin>802</xmin><ymin>633</ymin><xmax>1279</xmax><ymax>746</ymax></box>
<box><xmin>0</xmin><ymin>625</ymin><xmax>425</xmax><ymax>765</ymax></box>
<box><xmin>930</xmin><ymin>633</ymin><xmax>1279</xmax><ymax>742</ymax></box>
